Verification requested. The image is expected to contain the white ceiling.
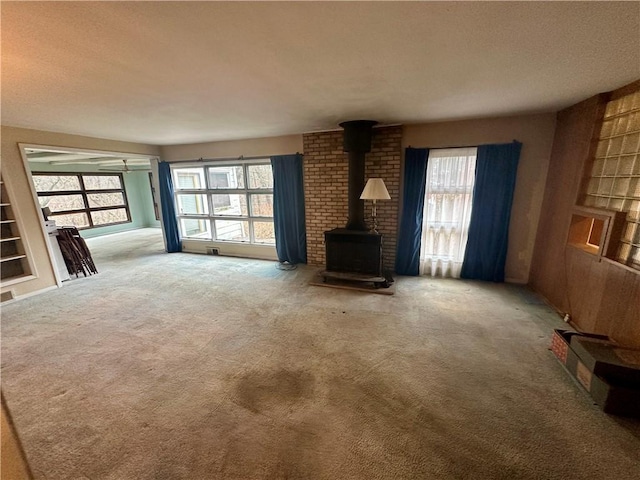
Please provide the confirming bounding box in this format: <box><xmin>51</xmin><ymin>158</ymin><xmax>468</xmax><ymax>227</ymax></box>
<box><xmin>2</xmin><ymin>2</ymin><xmax>639</xmax><ymax>146</ymax></box>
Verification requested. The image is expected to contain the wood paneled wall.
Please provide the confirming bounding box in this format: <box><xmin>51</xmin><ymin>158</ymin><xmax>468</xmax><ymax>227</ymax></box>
<box><xmin>529</xmin><ymin>89</ymin><xmax>640</xmax><ymax>347</ymax></box>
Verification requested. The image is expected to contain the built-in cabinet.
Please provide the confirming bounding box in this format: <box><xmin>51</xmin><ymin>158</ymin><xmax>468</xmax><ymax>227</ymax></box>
<box><xmin>567</xmin><ymin>206</ymin><xmax>627</xmax><ymax>260</ymax></box>
<box><xmin>1</xmin><ymin>174</ymin><xmax>33</xmax><ymax>285</ymax></box>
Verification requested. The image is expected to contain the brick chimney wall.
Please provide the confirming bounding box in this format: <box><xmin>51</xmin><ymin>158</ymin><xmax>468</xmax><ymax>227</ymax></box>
<box><xmin>302</xmin><ymin>125</ymin><xmax>402</xmax><ymax>270</ymax></box>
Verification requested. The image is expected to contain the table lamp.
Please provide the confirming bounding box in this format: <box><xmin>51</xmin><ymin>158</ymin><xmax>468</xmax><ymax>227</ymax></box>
<box><xmin>360</xmin><ymin>178</ymin><xmax>390</xmax><ymax>233</ymax></box>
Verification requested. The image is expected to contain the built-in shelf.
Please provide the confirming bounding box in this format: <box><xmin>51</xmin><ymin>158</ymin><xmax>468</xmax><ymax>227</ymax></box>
<box><xmin>0</xmin><ymin>254</ymin><xmax>27</xmax><ymax>263</ymax></box>
<box><xmin>568</xmin><ymin>243</ymin><xmax>600</xmax><ymax>256</ymax></box>
<box><xmin>567</xmin><ymin>206</ymin><xmax>626</xmax><ymax>260</ymax></box>
<box><xmin>1</xmin><ymin>175</ymin><xmax>33</xmax><ymax>284</ymax></box>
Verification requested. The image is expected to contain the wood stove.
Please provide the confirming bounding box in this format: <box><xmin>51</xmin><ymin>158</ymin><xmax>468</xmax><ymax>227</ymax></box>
<box><xmin>325</xmin><ymin>228</ymin><xmax>382</xmax><ymax>276</ymax></box>
<box><xmin>320</xmin><ymin>120</ymin><xmax>390</xmax><ymax>288</ymax></box>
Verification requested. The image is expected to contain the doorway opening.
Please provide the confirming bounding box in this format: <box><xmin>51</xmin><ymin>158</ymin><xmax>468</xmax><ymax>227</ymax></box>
<box><xmin>21</xmin><ymin>145</ymin><xmax>163</xmax><ymax>283</ymax></box>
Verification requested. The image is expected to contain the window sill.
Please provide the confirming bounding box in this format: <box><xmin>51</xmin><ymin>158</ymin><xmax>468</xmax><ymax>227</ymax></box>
<box><xmin>181</xmin><ymin>239</ymin><xmax>277</xmax><ymax>261</ymax></box>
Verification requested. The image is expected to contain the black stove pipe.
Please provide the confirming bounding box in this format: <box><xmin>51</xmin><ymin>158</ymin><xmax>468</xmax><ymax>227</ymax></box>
<box><xmin>339</xmin><ymin>120</ymin><xmax>378</xmax><ymax>231</ymax></box>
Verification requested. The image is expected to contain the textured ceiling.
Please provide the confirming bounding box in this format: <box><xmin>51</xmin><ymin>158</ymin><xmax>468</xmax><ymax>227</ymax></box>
<box><xmin>2</xmin><ymin>2</ymin><xmax>639</xmax><ymax>145</ymax></box>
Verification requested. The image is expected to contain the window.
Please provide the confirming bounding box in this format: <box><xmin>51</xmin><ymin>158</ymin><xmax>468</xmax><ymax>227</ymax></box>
<box><xmin>172</xmin><ymin>162</ymin><xmax>275</xmax><ymax>245</ymax></box>
<box><xmin>582</xmin><ymin>90</ymin><xmax>640</xmax><ymax>270</ymax></box>
<box><xmin>420</xmin><ymin>147</ymin><xmax>477</xmax><ymax>278</ymax></box>
<box><xmin>33</xmin><ymin>172</ymin><xmax>131</xmax><ymax>229</ymax></box>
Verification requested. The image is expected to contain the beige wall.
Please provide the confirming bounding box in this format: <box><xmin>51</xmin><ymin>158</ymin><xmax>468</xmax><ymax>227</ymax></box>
<box><xmin>160</xmin><ymin>134</ymin><xmax>302</xmax><ymax>162</ymax></box>
<box><xmin>160</xmin><ymin>119</ymin><xmax>555</xmax><ymax>283</ymax></box>
<box><xmin>403</xmin><ymin>113</ymin><xmax>557</xmax><ymax>283</ymax></box>
<box><xmin>1</xmin><ymin>116</ymin><xmax>554</xmax><ymax>298</ymax></box>
<box><xmin>0</xmin><ymin>126</ymin><xmax>159</xmax><ymax>298</ymax></box>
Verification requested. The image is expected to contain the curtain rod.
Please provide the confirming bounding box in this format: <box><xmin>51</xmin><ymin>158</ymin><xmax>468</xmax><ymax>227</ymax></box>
<box><xmin>414</xmin><ymin>144</ymin><xmax>479</xmax><ymax>150</ymax></box>
<box><xmin>407</xmin><ymin>140</ymin><xmax>520</xmax><ymax>150</ymax></box>
<box><xmin>162</xmin><ymin>153</ymin><xmax>302</xmax><ymax>164</ymax></box>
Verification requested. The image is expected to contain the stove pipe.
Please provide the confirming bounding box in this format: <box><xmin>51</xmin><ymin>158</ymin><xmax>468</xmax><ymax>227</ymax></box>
<box><xmin>339</xmin><ymin>120</ymin><xmax>378</xmax><ymax>230</ymax></box>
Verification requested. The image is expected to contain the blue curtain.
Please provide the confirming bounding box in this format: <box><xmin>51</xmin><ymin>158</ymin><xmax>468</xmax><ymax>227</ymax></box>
<box><xmin>395</xmin><ymin>148</ymin><xmax>429</xmax><ymax>275</ymax></box>
<box><xmin>158</xmin><ymin>161</ymin><xmax>182</xmax><ymax>253</ymax></box>
<box><xmin>461</xmin><ymin>141</ymin><xmax>522</xmax><ymax>282</ymax></box>
<box><xmin>271</xmin><ymin>154</ymin><xmax>307</xmax><ymax>264</ymax></box>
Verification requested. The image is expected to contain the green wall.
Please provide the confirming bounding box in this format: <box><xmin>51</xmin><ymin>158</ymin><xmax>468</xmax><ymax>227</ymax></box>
<box><xmin>28</xmin><ymin>162</ymin><xmax>160</xmax><ymax>238</ymax></box>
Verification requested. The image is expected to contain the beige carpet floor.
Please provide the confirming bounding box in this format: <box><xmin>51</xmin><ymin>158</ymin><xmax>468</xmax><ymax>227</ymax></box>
<box><xmin>1</xmin><ymin>228</ymin><xmax>639</xmax><ymax>479</ymax></box>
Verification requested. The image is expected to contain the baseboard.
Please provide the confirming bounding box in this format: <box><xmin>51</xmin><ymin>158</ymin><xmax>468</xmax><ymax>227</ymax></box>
<box><xmin>0</xmin><ymin>284</ymin><xmax>59</xmax><ymax>305</ymax></box>
<box><xmin>83</xmin><ymin>227</ymin><xmax>161</xmax><ymax>241</ymax></box>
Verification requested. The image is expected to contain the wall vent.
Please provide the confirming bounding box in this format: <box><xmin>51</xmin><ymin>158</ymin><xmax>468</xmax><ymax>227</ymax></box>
<box><xmin>1</xmin><ymin>291</ymin><xmax>15</xmax><ymax>303</ymax></box>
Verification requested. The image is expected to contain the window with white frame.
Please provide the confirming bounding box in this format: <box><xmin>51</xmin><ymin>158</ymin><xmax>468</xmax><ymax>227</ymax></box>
<box><xmin>172</xmin><ymin>161</ymin><xmax>275</xmax><ymax>245</ymax></box>
<box><xmin>420</xmin><ymin>147</ymin><xmax>477</xmax><ymax>278</ymax></box>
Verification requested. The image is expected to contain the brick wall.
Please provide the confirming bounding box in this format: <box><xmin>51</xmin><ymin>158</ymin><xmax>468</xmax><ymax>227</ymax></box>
<box><xmin>365</xmin><ymin>125</ymin><xmax>402</xmax><ymax>270</ymax></box>
<box><xmin>303</xmin><ymin>125</ymin><xmax>402</xmax><ymax>270</ymax></box>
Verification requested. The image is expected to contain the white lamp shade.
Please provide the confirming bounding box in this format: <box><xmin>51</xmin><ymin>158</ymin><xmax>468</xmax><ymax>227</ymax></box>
<box><xmin>360</xmin><ymin>178</ymin><xmax>390</xmax><ymax>200</ymax></box>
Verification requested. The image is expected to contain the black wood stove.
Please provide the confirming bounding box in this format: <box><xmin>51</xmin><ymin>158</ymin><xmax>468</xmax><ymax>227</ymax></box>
<box><xmin>321</xmin><ymin>120</ymin><xmax>390</xmax><ymax>288</ymax></box>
